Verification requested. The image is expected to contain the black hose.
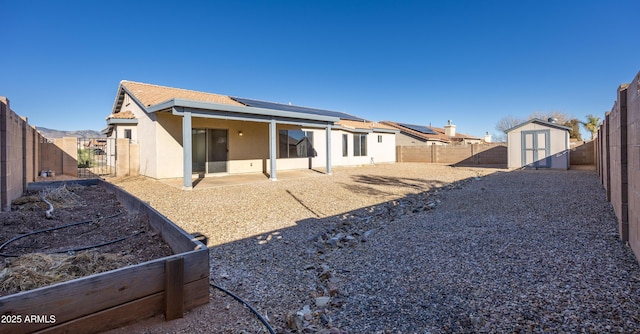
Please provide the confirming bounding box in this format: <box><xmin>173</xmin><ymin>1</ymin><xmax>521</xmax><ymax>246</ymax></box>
<box><xmin>51</xmin><ymin>230</ymin><xmax>145</xmax><ymax>255</ymax></box>
<box><xmin>0</xmin><ymin>231</ymin><xmax>144</xmax><ymax>257</ymax></box>
<box><xmin>209</xmin><ymin>282</ymin><xmax>276</xmax><ymax>334</ymax></box>
<box><xmin>0</xmin><ymin>212</ymin><xmax>124</xmax><ymax>257</ymax></box>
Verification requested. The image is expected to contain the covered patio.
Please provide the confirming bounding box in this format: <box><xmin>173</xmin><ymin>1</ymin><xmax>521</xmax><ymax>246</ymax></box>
<box><xmin>147</xmin><ymin>98</ymin><xmax>339</xmax><ymax>190</ymax></box>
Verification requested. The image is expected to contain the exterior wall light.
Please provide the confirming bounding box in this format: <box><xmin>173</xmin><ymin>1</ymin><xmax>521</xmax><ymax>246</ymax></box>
<box><xmin>238</xmin><ymin>131</ymin><xmax>243</xmax><ymax>136</ymax></box>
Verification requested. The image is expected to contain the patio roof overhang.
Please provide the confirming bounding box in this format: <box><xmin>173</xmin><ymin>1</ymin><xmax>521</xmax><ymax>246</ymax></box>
<box><xmin>145</xmin><ymin>98</ymin><xmax>337</xmax><ymax>190</ymax></box>
<box><xmin>147</xmin><ymin>98</ymin><xmax>340</xmax><ymax>127</ymax></box>
<box><xmin>106</xmin><ymin>118</ymin><xmax>138</xmax><ymax>125</ymax></box>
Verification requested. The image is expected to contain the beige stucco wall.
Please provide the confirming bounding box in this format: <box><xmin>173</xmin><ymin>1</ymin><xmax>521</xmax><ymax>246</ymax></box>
<box><xmin>114</xmin><ymin>125</ymin><xmax>138</xmax><ymax>142</ymax></box>
<box><xmin>507</xmin><ymin>122</ymin><xmax>569</xmax><ymax>169</ymax></box>
<box><xmin>119</xmin><ymin>93</ymin><xmax>159</xmax><ymax>178</ymax></box>
<box><xmin>198</xmin><ymin>118</ymin><xmax>270</xmax><ymax>174</ymax></box>
<box><xmin>371</xmin><ymin>132</ymin><xmax>396</xmax><ymax>163</ymax></box>
<box><xmin>289</xmin><ymin>128</ymin><xmax>396</xmax><ymax>170</ymax></box>
<box><xmin>145</xmin><ymin>114</ymin><xmax>281</xmax><ymax>177</ymax></box>
<box><xmin>336</xmin><ymin>131</ymin><xmax>368</xmax><ymax>166</ymax></box>
<box><xmin>154</xmin><ymin>112</ymin><xmax>186</xmax><ymax>178</ymax></box>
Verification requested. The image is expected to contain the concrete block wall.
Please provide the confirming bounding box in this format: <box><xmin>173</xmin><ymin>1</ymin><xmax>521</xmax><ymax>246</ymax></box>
<box><xmin>0</xmin><ymin>98</ymin><xmax>44</xmax><ymax>211</ymax></box>
<box><xmin>396</xmin><ymin>143</ymin><xmax>507</xmax><ymax>166</ymax></box>
<box><xmin>609</xmin><ymin>86</ymin><xmax>629</xmax><ymax>242</ymax></box>
<box><xmin>626</xmin><ymin>73</ymin><xmax>640</xmax><ymax>260</ymax></box>
<box><xmin>436</xmin><ymin>145</ymin><xmax>476</xmax><ymax>164</ymax></box>
<box><xmin>598</xmin><ymin>70</ymin><xmax>640</xmax><ymax>262</ymax></box>
<box><xmin>39</xmin><ymin>138</ymin><xmax>78</xmax><ymax>176</ymax></box>
<box><xmin>570</xmin><ymin>140</ymin><xmax>596</xmax><ymax>165</ymax></box>
<box><xmin>603</xmin><ymin>112</ymin><xmax>612</xmax><ymax>201</ymax></box>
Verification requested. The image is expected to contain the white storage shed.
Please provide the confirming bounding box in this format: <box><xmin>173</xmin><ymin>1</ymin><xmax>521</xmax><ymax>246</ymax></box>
<box><xmin>507</xmin><ymin>118</ymin><xmax>571</xmax><ymax>169</ymax></box>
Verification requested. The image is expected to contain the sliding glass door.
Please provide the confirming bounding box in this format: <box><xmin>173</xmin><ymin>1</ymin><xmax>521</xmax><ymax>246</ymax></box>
<box><xmin>192</xmin><ymin>128</ymin><xmax>228</xmax><ymax>173</ymax></box>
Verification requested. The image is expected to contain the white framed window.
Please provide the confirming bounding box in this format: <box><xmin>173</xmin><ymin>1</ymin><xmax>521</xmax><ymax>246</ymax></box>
<box><xmin>342</xmin><ymin>134</ymin><xmax>348</xmax><ymax>157</ymax></box>
<box><xmin>353</xmin><ymin>134</ymin><xmax>367</xmax><ymax>156</ymax></box>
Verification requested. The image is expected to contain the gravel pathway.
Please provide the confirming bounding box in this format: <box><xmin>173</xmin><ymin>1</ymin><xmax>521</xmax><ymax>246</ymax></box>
<box><xmin>106</xmin><ymin>163</ymin><xmax>640</xmax><ymax>333</ymax></box>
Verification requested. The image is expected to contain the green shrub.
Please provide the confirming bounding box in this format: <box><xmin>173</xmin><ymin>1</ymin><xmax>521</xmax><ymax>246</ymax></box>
<box><xmin>77</xmin><ymin>148</ymin><xmax>93</xmax><ymax>168</ymax></box>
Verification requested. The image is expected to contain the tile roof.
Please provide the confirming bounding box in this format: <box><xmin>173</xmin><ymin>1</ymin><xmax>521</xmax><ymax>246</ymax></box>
<box><xmin>337</xmin><ymin>119</ymin><xmax>398</xmax><ymax>132</ymax></box>
<box><xmin>380</xmin><ymin>121</ymin><xmax>480</xmax><ymax>143</ymax></box>
<box><xmin>114</xmin><ymin>81</ymin><xmax>391</xmax><ymax>127</ymax></box>
<box><xmin>107</xmin><ymin>110</ymin><xmax>136</xmax><ymax>120</ymax></box>
<box><xmin>429</xmin><ymin>126</ymin><xmax>481</xmax><ymax>140</ymax></box>
<box><xmin>380</xmin><ymin>121</ymin><xmax>450</xmax><ymax>142</ymax></box>
<box><xmin>120</xmin><ymin>81</ymin><xmax>244</xmax><ymax>108</ymax></box>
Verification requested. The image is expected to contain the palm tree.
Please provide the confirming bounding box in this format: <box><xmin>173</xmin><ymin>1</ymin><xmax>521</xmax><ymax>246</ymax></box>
<box><xmin>581</xmin><ymin>114</ymin><xmax>600</xmax><ymax>140</ymax></box>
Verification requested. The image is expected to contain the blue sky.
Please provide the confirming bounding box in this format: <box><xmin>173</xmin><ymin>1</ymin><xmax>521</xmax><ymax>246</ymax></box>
<box><xmin>1</xmin><ymin>0</ymin><xmax>638</xmax><ymax>140</ymax></box>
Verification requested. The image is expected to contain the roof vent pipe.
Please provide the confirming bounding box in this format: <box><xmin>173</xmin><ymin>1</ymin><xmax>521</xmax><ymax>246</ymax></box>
<box><xmin>548</xmin><ymin>117</ymin><xmax>557</xmax><ymax>123</ymax></box>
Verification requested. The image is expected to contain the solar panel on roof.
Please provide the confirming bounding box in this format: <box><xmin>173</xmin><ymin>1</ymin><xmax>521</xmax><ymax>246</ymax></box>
<box><xmin>398</xmin><ymin>123</ymin><xmax>437</xmax><ymax>135</ymax></box>
<box><xmin>231</xmin><ymin>97</ymin><xmax>366</xmax><ymax>121</ymax></box>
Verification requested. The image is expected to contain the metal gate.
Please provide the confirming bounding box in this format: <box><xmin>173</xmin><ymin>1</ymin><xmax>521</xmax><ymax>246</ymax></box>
<box><xmin>77</xmin><ymin>138</ymin><xmax>116</xmax><ymax>178</ymax></box>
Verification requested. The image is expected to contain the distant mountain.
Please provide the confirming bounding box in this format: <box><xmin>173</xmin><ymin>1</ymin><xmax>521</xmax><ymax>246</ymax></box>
<box><xmin>36</xmin><ymin>127</ymin><xmax>104</xmax><ymax>139</ymax></box>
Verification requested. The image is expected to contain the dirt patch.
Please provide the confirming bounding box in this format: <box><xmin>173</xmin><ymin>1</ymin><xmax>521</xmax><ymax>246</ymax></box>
<box><xmin>0</xmin><ymin>183</ymin><xmax>173</xmax><ymax>297</ymax></box>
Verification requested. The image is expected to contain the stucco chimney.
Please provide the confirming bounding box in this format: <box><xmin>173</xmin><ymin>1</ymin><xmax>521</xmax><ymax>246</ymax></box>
<box><xmin>484</xmin><ymin>132</ymin><xmax>492</xmax><ymax>143</ymax></box>
<box><xmin>444</xmin><ymin>120</ymin><xmax>456</xmax><ymax>137</ymax></box>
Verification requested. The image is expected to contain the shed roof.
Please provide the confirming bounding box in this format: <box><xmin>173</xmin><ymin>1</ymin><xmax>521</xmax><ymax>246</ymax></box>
<box><xmin>506</xmin><ymin>118</ymin><xmax>572</xmax><ymax>133</ymax></box>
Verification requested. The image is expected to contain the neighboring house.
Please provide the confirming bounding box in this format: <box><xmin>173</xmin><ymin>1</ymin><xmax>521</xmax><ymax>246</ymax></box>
<box><xmin>83</xmin><ymin>138</ymin><xmax>107</xmax><ymax>150</ymax></box>
<box><xmin>506</xmin><ymin>118</ymin><xmax>571</xmax><ymax>169</ymax></box>
<box><xmin>103</xmin><ymin>81</ymin><xmax>397</xmax><ymax>189</ymax></box>
<box><xmin>104</xmin><ymin>110</ymin><xmax>138</xmax><ymax>141</ymax></box>
<box><xmin>380</xmin><ymin>120</ymin><xmax>483</xmax><ymax>146</ymax></box>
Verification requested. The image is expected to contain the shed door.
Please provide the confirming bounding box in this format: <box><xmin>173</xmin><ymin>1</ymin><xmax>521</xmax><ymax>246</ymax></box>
<box><xmin>522</xmin><ymin>130</ymin><xmax>550</xmax><ymax>168</ymax></box>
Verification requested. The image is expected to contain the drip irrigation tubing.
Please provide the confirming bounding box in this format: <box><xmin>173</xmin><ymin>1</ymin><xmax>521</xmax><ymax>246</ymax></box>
<box><xmin>56</xmin><ymin>230</ymin><xmax>145</xmax><ymax>255</ymax></box>
<box><xmin>209</xmin><ymin>282</ymin><xmax>276</xmax><ymax>334</ymax></box>
<box><xmin>0</xmin><ymin>212</ymin><xmax>125</xmax><ymax>257</ymax></box>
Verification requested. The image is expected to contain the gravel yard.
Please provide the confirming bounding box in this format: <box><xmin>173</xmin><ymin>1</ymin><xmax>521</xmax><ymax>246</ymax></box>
<box><xmin>106</xmin><ymin>163</ymin><xmax>640</xmax><ymax>333</ymax></box>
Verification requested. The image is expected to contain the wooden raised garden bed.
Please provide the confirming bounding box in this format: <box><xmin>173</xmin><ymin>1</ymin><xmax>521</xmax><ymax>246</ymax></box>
<box><xmin>0</xmin><ymin>179</ymin><xmax>209</xmax><ymax>334</ymax></box>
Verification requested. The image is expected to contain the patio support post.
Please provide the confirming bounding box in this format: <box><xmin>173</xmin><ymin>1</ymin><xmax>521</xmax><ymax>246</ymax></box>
<box><xmin>326</xmin><ymin>124</ymin><xmax>332</xmax><ymax>175</ymax></box>
<box><xmin>269</xmin><ymin>119</ymin><xmax>277</xmax><ymax>181</ymax></box>
<box><xmin>181</xmin><ymin>109</ymin><xmax>193</xmax><ymax>190</ymax></box>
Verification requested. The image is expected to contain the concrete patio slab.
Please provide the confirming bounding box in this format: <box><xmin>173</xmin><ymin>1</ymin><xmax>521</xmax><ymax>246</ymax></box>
<box><xmin>158</xmin><ymin>169</ymin><xmax>328</xmax><ymax>189</ymax></box>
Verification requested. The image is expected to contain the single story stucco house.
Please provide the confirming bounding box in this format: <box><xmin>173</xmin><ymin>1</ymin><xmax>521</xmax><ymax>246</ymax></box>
<box><xmin>507</xmin><ymin>118</ymin><xmax>571</xmax><ymax>169</ymax></box>
<box><xmin>380</xmin><ymin>120</ymin><xmax>483</xmax><ymax>146</ymax></box>
<box><xmin>103</xmin><ymin>81</ymin><xmax>397</xmax><ymax>189</ymax></box>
